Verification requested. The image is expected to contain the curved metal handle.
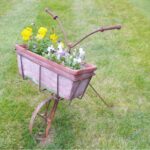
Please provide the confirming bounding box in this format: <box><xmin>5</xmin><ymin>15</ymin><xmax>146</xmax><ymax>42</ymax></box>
<box><xmin>45</xmin><ymin>8</ymin><xmax>58</xmax><ymax>20</ymax></box>
<box><xmin>45</xmin><ymin>8</ymin><xmax>68</xmax><ymax>46</ymax></box>
<box><xmin>45</xmin><ymin>8</ymin><xmax>122</xmax><ymax>53</ymax></box>
<box><xmin>98</xmin><ymin>25</ymin><xmax>121</xmax><ymax>32</ymax></box>
<box><xmin>69</xmin><ymin>25</ymin><xmax>122</xmax><ymax>50</ymax></box>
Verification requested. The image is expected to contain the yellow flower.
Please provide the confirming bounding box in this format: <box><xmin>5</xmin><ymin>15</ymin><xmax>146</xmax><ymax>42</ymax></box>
<box><xmin>38</xmin><ymin>27</ymin><xmax>47</xmax><ymax>38</ymax></box>
<box><xmin>21</xmin><ymin>27</ymin><xmax>32</xmax><ymax>41</ymax></box>
<box><xmin>50</xmin><ymin>33</ymin><xmax>58</xmax><ymax>43</ymax></box>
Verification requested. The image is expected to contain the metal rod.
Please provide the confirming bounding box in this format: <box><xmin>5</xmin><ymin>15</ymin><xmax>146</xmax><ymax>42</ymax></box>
<box><xmin>79</xmin><ymin>76</ymin><xmax>92</xmax><ymax>99</ymax></box>
<box><xmin>71</xmin><ymin>81</ymin><xmax>81</xmax><ymax>99</ymax></box>
<box><xmin>20</xmin><ymin>55</ymin><xmax>25</xmax><ymax>79</ymax></box>
<box><xmin>29</xmin><ymin>96</ymin><xmax>53</xmax><ymax>134</ymax></box>
<box><xmin>89</xmin><ymin>83</ymin><xmax>110</xmax><ymax>107</ymax></box>
<box><xmin>69</xmin><ymin>81</ymin><xmax>81</xmax><ymax>105</ymax></box>
<box><xmin>39</xmin><ymin>65</ymin><xmax>42</xmax><ymax>91</ymax></box>
<box><xmin>45</xmin><ymin>99</ymin><xmax>51</xmax><ymax>119</ymax></box>
<box><xmin>45</xmin><ymin>8</ymin><xmax>68</xmax><ymax>48</ymax></box>
<box><xmin>57</xmin><ymin>74</ymin><xmax>59</xmax><ymax>97</ymax></box>
<box><xmin>69</xmin><ymin>25</ymin><xmax>121</xmax><ymax>51</ymax></box>
<box><xmin>45</xmin><ymin>99</ymin><xmax>59</xmax><ymax>138</ymax></box>
<box><xmin>45</xmin><ymin>8</ymin><xmax>121</xmax><ymax>53</ymax></box>
<box><xmin>37</xmin><ymin>113</ymin><xmax>47</xmax><ymax>120</ymax></box>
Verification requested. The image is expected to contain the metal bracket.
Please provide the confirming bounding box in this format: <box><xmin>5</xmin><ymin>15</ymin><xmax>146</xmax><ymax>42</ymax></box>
<box><xmin>20</xmin><ymin>55</ymin><xmax>25</xmax><ymax>79</ymax></box>
<box><xmin>89</xmin><ymin>83</ymin><xmax>111</xmax><ymax>107</ymax></box>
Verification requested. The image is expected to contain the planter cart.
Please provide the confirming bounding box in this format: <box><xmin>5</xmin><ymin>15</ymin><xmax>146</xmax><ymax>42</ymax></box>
<box><xmin>15</xmin><ymin>8</ymin><xmax>121</xmax><ymax>141</ymax></box>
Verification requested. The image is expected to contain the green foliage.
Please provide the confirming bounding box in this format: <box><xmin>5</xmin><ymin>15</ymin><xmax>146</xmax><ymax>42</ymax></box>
<box><xmin>20</xmin><ymin>25</ymin><xmax>84</xmax><ymax>69</ymax></box>
<box><xmin>28</xmin><ymin>38</ymin><xmax>51</xmax><ymax>55</ymax></box>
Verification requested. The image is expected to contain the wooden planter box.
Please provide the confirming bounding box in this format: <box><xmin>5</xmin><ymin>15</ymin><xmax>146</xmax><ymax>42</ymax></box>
<box><xmin>15</xmin><ymin>44</ymin><xmax>97</xmax><ymax>100</ymax></box>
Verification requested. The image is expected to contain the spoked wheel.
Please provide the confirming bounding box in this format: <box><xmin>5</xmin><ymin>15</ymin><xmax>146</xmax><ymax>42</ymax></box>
<box><xmin>29</xmin><ymin>94</ymin><xmax>59</xmax><ymax>141</ymax></box>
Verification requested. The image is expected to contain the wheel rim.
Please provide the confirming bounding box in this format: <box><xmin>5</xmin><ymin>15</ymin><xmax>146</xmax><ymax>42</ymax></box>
<box><xmin>29</xmin><ymin>97</ymin><xmax>53</xmax><ymax>138</ymax></box>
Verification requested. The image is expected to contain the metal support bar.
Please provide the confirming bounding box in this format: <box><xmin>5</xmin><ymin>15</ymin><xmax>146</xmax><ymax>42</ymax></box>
<box><xmin>45</xmin><ymin>8</ymin><xmax>121</xmax><ymax>53</ymax></box>
<box><xmin>69</xmin><ymin>25</ymin><xmax>121</xmax><ymax>51</ymax></box>
<box><xmin>79</xmin><ymin>76</ymin><xmax>92</xmax><ymax>99</ymax></box>
<box><xmin>39</xmin><ymin>65</ymin><xmax>42</xmax><ymax>91</ymax></box>
<box><xmin>45</xmin><ymin>8</ymin><xmax>68</xmax><ymax>48</ymax></box>
<box><xmin>45</xmin><ymin>99</ymin><xmax>59</xmax><ymax>138</ymax></box>
<box><xmin>89</xmin><ymin>83</ymin><xmax>110</xmax><ymax>107</ymax></box>
<box><xmin>57</xmin><ymin>74</ymin><xmax>59</xmax><ymax>97</ymax></box>
<box><xmin>29</xmin><ymin>97</ymin><xmax>53</xmax><ymax>134</ymax></box>
<box><xmin>69</xmin><ymin>80</ymin><xmax>82</xmax><ymax>105</ymax></box>
<box><xmin>20</xmin><ymin>55</ymin><xmax>25</xmax><ymax>79</ymax></box>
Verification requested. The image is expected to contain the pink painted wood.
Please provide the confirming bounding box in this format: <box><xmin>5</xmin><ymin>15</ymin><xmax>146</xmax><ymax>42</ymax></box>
<box><xmin>15</xmin><ymin>44</ymin><xmax>97</xmax><ymax>100</ymax></box>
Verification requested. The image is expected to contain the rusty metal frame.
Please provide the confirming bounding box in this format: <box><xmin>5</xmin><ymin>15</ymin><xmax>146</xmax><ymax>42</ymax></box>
<box><xmin>45</xmin><ymin>8</ymin><xmax>121</xmax><ymax>53</ymax></box>
<box><xmin>45</xmin><ymin>8</ymin><xmax>68</xmax><ymax>48</ymax></box>
<box><xmin>68</xmin><ymin>25</ymin><xmax>121</xmax><ymax>51</ymax></box>
<box><xmin>29</xmin><ymin>95</ymin><xmax>61</xmax><ymax>141</ymax></box>
<box><xmin>28</xmin><ymin>8</ymin><xmax>121</xmax><ymax>142</ymax></box>
<box><xmin>29</xmin><ymin>97</ymin><xmax>52</xmax><ymax>134</ymax></box>
<box><xmin>29</xmin><ymin>73</ymin><xmax>63</xmax><ymax>141</ymax></box>
<box><xmin>45</xmin><ymin>97</ymin><xmax>59</xmax><ymax>138</ymax></box>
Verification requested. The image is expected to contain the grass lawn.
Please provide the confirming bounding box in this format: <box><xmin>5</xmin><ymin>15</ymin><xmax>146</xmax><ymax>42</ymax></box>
<box><xmin>0</xmin><ymin>0</ymin><xmax>150</xmax><ymax>149</ymax></box>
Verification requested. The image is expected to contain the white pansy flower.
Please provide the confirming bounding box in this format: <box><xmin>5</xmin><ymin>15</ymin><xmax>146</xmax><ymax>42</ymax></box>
<box><xmin>58</xmin><ymin>42</ymin><xmax>63</xmax><ymax>51</ymax></box>
<box><xmin>47</xmin><ymin>45</ymin><xmax>54</xmax><ymax>53</ymax></box>
<box><xmin>73</xmin><ymin>58</ymin><xmax>82</xmax><ymax>64</ymax></box>
<box><xmin>79</xmin><ymin>48</ymin><xmax>85</xmax><ymax>59</ymax></box>
<box><xmin>77</xmin><ymin>58</ymin><xmax>82</xmax><ymax>63</ymax></box>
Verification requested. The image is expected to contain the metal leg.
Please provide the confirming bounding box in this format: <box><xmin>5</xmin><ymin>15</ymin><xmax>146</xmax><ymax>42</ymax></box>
<box><xmin>29</xmin><ymin>94</ymin><xmax>60</xmax><ymax>142</ymax></box>
<box><xmin>57</xmin><ymin>74</ymin><xmax>59</xmax><ymax>97</ymax></box>
<box><xmin>29</xmin><ymin>97</ymin><xmax>52</xmax><ymax>135</ymax></box>
<box><xmin>20</xmin><ymin>55</ymin><xmax>25</xmax><ymax>79</ymax></box>
<box><xmin>45</xmin><ymin>98</ymin><xmax>59</xmax><ymax>138</ymax></box>
<box><xmin>38</xmin><ymin>65</ymin><xmax>47</xmax><ymax>92</ymax></box>
<box><xmin>89</xmin><ymin>83</ymin><xmax>111</xmax><ymax>107</ymax></box>
<box><xmin>39</xmin><ymin>65</ymin><xmax>42</xmax><ymax>91</ymax></box>
<box><xmin>79</xmin><ymin>76</ymin><xmax>92</xmax><ymax>99</ymax></box>
<box><xmin>68</xmin><ymin>81</ymin><xmax>81</xmax><ymax>105</ymax></box>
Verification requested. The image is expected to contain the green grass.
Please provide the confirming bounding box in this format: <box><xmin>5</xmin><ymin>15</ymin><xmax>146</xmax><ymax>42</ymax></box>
<box><xmin>0</xmin><ymin>0</ymin><xmax>150</xmax><ymax>149</ymax></box>
<box><xmin>0</xmin><ymin>0</ymin><xmax>16</xmax><ymax>16</ymax></box>
<box><xmin>128</xmin><ymin>0</ymin><xmax>150</xmax><ymax>19</ymax></box>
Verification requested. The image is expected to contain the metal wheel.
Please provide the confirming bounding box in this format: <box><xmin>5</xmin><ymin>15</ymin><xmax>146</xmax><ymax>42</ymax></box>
<box><xmin>29</xmin><ymin>95</ymin><xmax>56</xmax><ymax>140</ymax></box>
